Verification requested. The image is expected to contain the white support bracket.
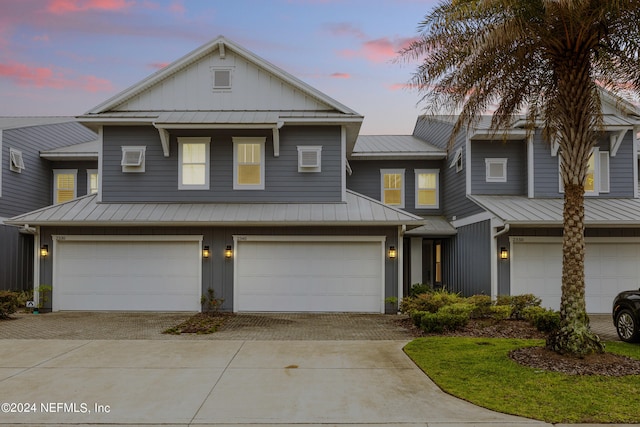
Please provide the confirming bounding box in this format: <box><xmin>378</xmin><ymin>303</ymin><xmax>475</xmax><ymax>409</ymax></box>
<box><xmin>153</xmin><ymin>123</ymin><xmax>171</xmax><ymax>157</ymax></box>
<box><xmin>610</xmin><ymin>129</ymin><xmax>627</xmax><ymax>157</ymax></box>
<box><xmin>272</xmin><ymin>121</ymin><xmax>284</xmax><ymax>157</ymax></box>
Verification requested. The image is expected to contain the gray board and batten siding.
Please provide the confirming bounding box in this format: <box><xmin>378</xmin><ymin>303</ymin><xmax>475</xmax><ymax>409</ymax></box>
<box><xmin>37</xmin><ymin>225</ymin><xmax>400</xmax><ymax>313</ymax></box>
<box><xmin>0</xmin><ymin>225</ymin><xmax>33</xmax><ymax>291</ymax></box>
<box><xmin>1</xmin><ymin>121</ymin><xmax>97</xmax><ymax>217</ymax></box>
<box><xmin>347</xmin><ymin>159</ymin><xmax>444</xmax><ymax>216</ymax></box>
<box><xmin>470</xmin><ymin>139</ymin><xmax>527</xmax><ymax>196</ymax></box>
<box><xmin>533</xmin><ymin>129</ymin><xmax>635</xmax><ymax>198</ymax></box>
<box><xmin>101</xmin><ymin>125</ymin><xmax>343</xmax><ymax>203</ymax></box>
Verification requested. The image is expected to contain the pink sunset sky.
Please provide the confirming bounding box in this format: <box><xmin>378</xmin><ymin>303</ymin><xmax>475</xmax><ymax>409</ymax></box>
<box><xmin>0</xmin><ymin>0</ymin><xmax>439</xmax><ymax>134</ymax></box>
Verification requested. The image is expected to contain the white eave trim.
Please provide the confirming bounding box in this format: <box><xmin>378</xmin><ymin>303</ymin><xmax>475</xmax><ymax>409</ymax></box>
<box><xmin>350</xmin><ymin>152</ymin><xmax>447</xmax><ymax>160</ymax></box>
<box><xmin>469</xmin><ymin>129</ymin><xmax>527</xmax><ymax>140</ymax></box>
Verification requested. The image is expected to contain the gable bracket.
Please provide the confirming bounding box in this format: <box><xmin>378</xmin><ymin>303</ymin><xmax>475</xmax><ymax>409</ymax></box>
<box><xmin>218</xmin><ymin>41</ymin><xmax>226</xmax><ymax>59</ymax></box>
<box><xmin>153</xmin><ymin>123</ymin><xmax>171</xmax><ymax>157</ymax></box>
<box><xmin>550</xmin><ymin>134</ymin><xmax>560</xmax><ymax>157</ymax></box>
<box><xmin>610</xmin><ymin>129</ymin><xmax>627</xmax><ymax>157</ymax></box>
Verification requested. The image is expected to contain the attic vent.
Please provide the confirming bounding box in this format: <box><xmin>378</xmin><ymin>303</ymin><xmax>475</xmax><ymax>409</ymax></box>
<box><xmin>298</xmin><ymin>146</ymin><xmax>322</xmax><ymax>172</ymax></box>
<box><xmin>121</xmin><ymin>146</ymin><xmax>146</xmax><ymax>173</ymax></box>
<box><xmin>9</xmin><ymin>148</ymin><xmax>25</xmax><ymax>173</ymax></box>
<box><xmin>212</xmin><ymin>68</ymin><xmax>232</xmax><ymax>90</ymax></box>
<box><xmin>449</xmin><ymin>147</ymin><xmax>463</xmax><ymax>173</ymax></box>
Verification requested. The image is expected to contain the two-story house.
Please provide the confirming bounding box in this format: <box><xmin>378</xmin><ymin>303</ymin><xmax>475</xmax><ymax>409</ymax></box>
<box><xmin>406</xmin><ymin>101</ymin><xmax>640</xmax><ymax>314</ymax></box>
<box><xmin>0</xmin><ymin>118</ymin><xmax>97</xmax><ymax>291</ymax></box>
<box><xmin>6</xmin><ymin>36</ymin><xmax>424</xmax><ymax>313</ymax></box>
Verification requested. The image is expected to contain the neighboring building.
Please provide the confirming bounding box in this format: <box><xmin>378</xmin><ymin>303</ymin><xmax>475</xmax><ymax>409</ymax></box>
<box><xmin>6</xmin><ymin>36</ymin><xmax>424</xmax><ymax>313</ymax></box>
<box><xmin>0</xmin><ymin>118</ymin><xmax>97</xmax><ymax>291</ymax></box>
<box><xmin>6</xmin><ymin>37</ymin><xmax>639</xmax><ymax>314</ymax></box>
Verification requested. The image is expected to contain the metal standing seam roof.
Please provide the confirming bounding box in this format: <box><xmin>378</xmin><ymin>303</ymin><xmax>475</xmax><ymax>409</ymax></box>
<box><xmin>470</xmin><ymin>195</ymin><xmax>640</xmax><ymax>226</ymax></box>
<box><xmin>39</xmin><ymin>140</ymin><xmax>99</xmax><ymax>160</ymax></box>
<box><xmin>4</xmin><ymin>190</ymin><xmax>426</xmax><ymax>227</ymax></box>
<box><xmin>351</xmin><ymin>135</ymin><xmax>446</xmax><ymax>158</ymax></box>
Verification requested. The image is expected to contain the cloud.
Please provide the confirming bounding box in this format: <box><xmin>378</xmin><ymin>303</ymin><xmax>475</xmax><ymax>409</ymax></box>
<box><xmin>340</xmin><ymin>36</ymin><xmax>419</xmax><ymax>63</ymax></box>
<box><xmin>0</xmin><ymin>60</ymin><xmax>113</xmax><ymax>92</ymax></box>
<box><xmin>46</xmin><ymin>0</ymin><xmax>135</xmax><ymax>14</ymax></box>
<box><xmin>330</xmin><ymin>72</ymin><xmax>351</xmax><ymax>79</ymax></box>
<box><xmin>148</xmin><ymin>62</ymin><xmax>170</xmax><ymax>70</ymax></box>
<box><xmin>168</xmin><ymin>1</ymin><xmax>185</xmax><ymax>15</ymax></box>
<box><xmin>388</xmin><ymin>82</ymin><xmax>413</xmax><ymax>91</ymax></box>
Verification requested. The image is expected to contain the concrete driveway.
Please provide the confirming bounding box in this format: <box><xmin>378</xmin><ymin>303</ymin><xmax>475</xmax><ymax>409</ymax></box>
<box><xmin>0</xmin><ymin>338</ymin><xmax>548</xmax><ymax>426</ymax></box>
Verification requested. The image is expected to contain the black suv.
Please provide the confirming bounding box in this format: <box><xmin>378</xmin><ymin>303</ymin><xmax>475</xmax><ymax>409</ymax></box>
<box><xmin>613</xmin><ymin>289</ymin><xmax>640</xmax><ymax>343</ymax></box>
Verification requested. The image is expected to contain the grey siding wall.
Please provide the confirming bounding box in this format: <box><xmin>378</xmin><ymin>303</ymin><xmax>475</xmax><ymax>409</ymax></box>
<box><xmin>38</xmin><ymin>225</ymin><xmax>399</xmax><ymax>313</ymax></box>
<box><xmin>534</xmin><ymin>129</ymin><xmax>635</xmax><ymax>197</ymax></box>
<box><xmin>102</xmin><ymin>125</ymin><xmax>343</xmax><ymax>203</ymax></box>
<box><xmin>0</xmin><ymin>122</ymin><xmax>96</xmax><ymax>217</ymax></box>
<box><xmin>347</xmin><ymin>159</ymin><xmax>444</xmax><ymax>215</ymax></box>
<box><xmin>0</xmin><ymin>224</ymin><xmax>33</xmax><ymax>291</ymax></box>
<box><xmin>412</xmin><ymin>117</ymin><xmax>483</xmax><ymax>220</ymax></box>
<box><xmin>442</xmin><ymin>220</ymin><xmax>491</xmax><ymax>296</ymax></box>
<box><xmin>470</xmin><ymin>139</ymin><xmax>527</xmax><ymax>195</ymax></box>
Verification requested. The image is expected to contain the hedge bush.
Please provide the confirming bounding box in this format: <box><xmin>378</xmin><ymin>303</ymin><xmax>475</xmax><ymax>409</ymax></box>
<box><xmin>495</xmin><ymin>294</ymin><xmax>542</xmax><ymax>319</ymax></box>
<box><xmin>522</xmin><ymin>306</ymin><xmax>561</xmax><ymax>333</ymax></box>
<box><xmin>0</xmin><ymin>291</ymin><xmax>19</xmax><ymax>319</ymax></box>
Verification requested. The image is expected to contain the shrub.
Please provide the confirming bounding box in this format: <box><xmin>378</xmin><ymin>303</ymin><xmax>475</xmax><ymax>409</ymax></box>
<box><xmin>489</xmin><ymin>305</ymin><xmax>512</xmax><ymax>320</ymax></box>
<box><xmin>465</xmin><ymin>294</ymin><xmax>493</xmax><ymax>318</ymax></box>
<box><xmin>0</xmin><ymin>291</ymin><xmax>19</xmax><ymax>319</ymax></box>
<box><xmin>420</xmin><ymin>310</ymin><xmax>470</xmax><ymax>333</ymax></box>
<box><xmin>522</xmin><ymin>306</ymin><xmax>561</xmax><ymax>333</ymax></box>
<box><xmin>495</xmin><ymin>294</ymin><xmax>541</xmax><ymax>319</ymax></box>
<box><xmin>400</xmin><ymin>289</ymin><xmax>462</xmax><ymax>314</ymax></box>
<box><xmin>409</xmin><ymin>283</ymin><xmax>432</xmax><ymax>297</ymax></box>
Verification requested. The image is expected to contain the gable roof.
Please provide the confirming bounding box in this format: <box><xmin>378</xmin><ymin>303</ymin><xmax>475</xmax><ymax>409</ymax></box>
<box><xmin>351</xmin><ymin>135</ymin><xmax>446</xmax><ymax>160</ymax></box>
<box><xmin>471</xmin><ymin>195</ymin><xmax>640</xmax><ymax>226</ymax></box>
<box><xmin>4</xmin><ymin>190</ymin><xmax>425</xmax><ymax>228</ymax></box>
<box><xmin>39</xmin><ymin>139</ymin><xmax>99</xmax><ymax>161</ymax></box>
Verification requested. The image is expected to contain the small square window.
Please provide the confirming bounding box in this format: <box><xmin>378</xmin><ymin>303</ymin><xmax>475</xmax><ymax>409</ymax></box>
<box><xmin>297</xmin><ymin>146</ymin><xmax>322</xmax><ymax>172</ymax></box>
<box><xmin>381</xmin><ymin>169</ymin><xmax>405</xmax><ymax>208</ymax></box>
<box><xmin>121</xmin><ymin>146</ymin><xmax>146</xmax><ymax>173</ymax></box>
<box><xmin>9</xmin><ymin>148</ymin><xmax>24</xmax><ymax>173</ymax></box>
<box><xmin>450</xmin><ymin>148</ymin><xmax>463</xmax><ymax>173</ymax></box>
<box><xmin>485</xmin><ymin>158</ymin><xmax>507</xmax><ymax>182</ymax></box>
<box><xmin>211</xmin><ymin>68</ymin><xmax>232</xmax><ymax>90</ymax></box>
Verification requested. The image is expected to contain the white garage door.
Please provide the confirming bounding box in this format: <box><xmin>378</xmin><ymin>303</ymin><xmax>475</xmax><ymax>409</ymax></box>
<box><xmin>53</xmin><ymin>237</ymin><xmax>201</xmax><ymax>311</ymax></box>
<box><xmin>235</xmin><ymin>239</ymin><xmax>384</xmax><ymax>313</ymax></box>
<box><xmin>511</xmin><ymin>237</ymin><xmax>640</xmax><ymax>313</ymax></box>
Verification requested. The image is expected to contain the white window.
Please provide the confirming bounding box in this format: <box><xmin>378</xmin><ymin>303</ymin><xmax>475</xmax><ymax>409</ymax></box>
<box><xmin>87</xmin><ymin>169</ymin><xmax>98</xmax><ymax>195</ymax></box>
<box><xmin>9</xmin><ymin>148</ymin><xmax>24</xmax><ymax>173</ymax></box>
<box><xmin>485</xmin><ymin>158</ymin><xmax>508</xmax><ymax>182</ymax></box>
<box><xmin>211</xmin><ymin>68</ymin><xmax>232</xmax><ymax>90</ymax></box>
<box><xmin>415</xmin><ymin>169</ymin><xmax>439</xmax><ymax>209</ymax></box>
<box><xmin>233</xmin><ymin>137</ymin><xmax>265</xmax><ymax>190</ymax></box>
<box><xmin>121</xmin><ymin>146</ymin><xmax>146</xmax><ymax>173</ymax></box>
<box><xmin>559</xmin><ymin>149</ymin><xmax>609</xmax><ymax>195</ymax></box>
<box><xmin>450</xmin><ymin>147</ymin><xmax>463</xmax><ymax>173</ymax></box>
<box><xmin>53</xmin><ymin>169</ymin><xmax>77</xmax><ymax>204</ymax></box>
<box><xmin>178</xmin><ymin>137</ymin><xmax>210</xmax><ymax>190</ymax></box>
<box><xmin>381</xmin><ymin>169</ymin><xmax>405</xmax><ymax>208</ymax></box>
<box><xmin>297</xmin><ymin>146</ymin><xmax>322</xmax><ymax>172</ymax></box>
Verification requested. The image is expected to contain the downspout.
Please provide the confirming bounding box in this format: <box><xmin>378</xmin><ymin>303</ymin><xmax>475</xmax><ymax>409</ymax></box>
<box><xmin>397</xmin><ymin>225</ymin><xmax>406</xmax><ymax>313</ymax></box>
<box><xmin>491</xmin><ymin>223</ymin><xmax>510</xmax><ymax>300</ymax></box>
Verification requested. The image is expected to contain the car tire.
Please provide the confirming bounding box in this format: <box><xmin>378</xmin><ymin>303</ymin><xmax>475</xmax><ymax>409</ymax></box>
<box><xmin>615</xmin><ymin>309</ymin><xmax>640</xmax><ymax>343</ymax></box>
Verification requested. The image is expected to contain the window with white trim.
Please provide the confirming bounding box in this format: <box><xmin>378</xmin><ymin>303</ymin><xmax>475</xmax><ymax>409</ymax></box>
<box><xmin>87</xmin><ymin>169</ymin><xmax>98</xmax><ymax>195</ymax></box>
<box><xmin>233</xmin><ymin>137</ymin><xmax>265</xmax><ymax>190</ymax></box>
<box><xmin>121</xmin><ymin>146</ymin><xmax>146</xmax><ymax>173</ymax></box>
<box><xmin>485</xmin><ymin>158</ymin><xmax>507</xmax><ymax>182</ymax></box>
<box><xmin>9</xmin><ymin>148</ymin><xmax>24</xmax><ymax>173</ymax></box>
<box><xmin>558</xmin><ymin>149</ymin><xmax>609</xmax><ymax>195</ymax></box>
<box><xmin>53</xmin><ymin>169</ymin><xmax>77</xmax><ymax>204</ymax></box>
<box><xmin>297</xmin><ymin>146</ymin><xmax>322</xmax><ymax>172</ymax></box>
<box><xmin>415</xmin><ymin>169</ymin><xmax>439</xmax><ymax>209</ymax></box>
<box><xmin>381</xmin><ymin>169</ymin><xmax>405</xmax><ymax>208</ymax></box>
<box><xmin>211</xmin><ymin>67</ymin><xmax>232</xmax><ymax>90</ymax></box>
<box><xmin>178</xmin><ymin>137</ymin><xmax>210</xmax><ymax>190</ymax></box>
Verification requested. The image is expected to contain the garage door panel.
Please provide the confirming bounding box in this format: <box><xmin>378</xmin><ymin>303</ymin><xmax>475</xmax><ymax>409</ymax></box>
<box><xmin>55</xmin><ymin>239</ymin><xmax>200</xmax><ymax>312</ymax></box>
<box><xmin>236</xmin><ymin>240</ymin><xmax>383</xmax><ymax>313</ymax></box>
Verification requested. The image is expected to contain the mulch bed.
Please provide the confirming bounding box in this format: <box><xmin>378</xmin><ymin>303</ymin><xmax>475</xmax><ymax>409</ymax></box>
<box><xmin>400</xmin><ymin>317</ymin><xmax>640</xmax><ymax>376</ymax></box>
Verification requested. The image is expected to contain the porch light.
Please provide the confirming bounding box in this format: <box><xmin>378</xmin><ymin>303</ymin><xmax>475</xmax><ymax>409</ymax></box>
<box><xmin>225</xmin><ymin>245</ymin><xmax>233</xmax><ymax>259</ymax></box>
<box><xmin>388</xmin><ymin>246</ymin><xmax>397</xmax><ymax>259</ymax></box>
<box><xmin>40</xmin><ymin>244</ymin><xmax>49</xmax><ymax>257</ymax></box>
<box><xmin>202</xmin><ymin>245</ymin><xmax>210</xmax><ymax>259</ymax></box>
<box><xmin>500</xmin><ymin>247</ymin><xmax>508</xmax><ymax>260</ymax></box>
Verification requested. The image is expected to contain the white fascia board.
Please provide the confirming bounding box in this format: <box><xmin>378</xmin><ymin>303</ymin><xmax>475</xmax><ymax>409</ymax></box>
<box><xmin>469</xmin><ymin>129</ymin><xmax>527</xmax><ymax>140</ymax></box>
<box><xmin>451</xmin><ymin>210</ymin><xmax>494</xmax><ymax>228</ymax></box>
<box><xmin>527</xmin><ymin>134</ymin><xmax>535</xmax><ymax>198</ymax></box>
<box><xmin>349</xmin><ymin>153</ymin><xmax>447</xmax><ymax>160</ymax></box>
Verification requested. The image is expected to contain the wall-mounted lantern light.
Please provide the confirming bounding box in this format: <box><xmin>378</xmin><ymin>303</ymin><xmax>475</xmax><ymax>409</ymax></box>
<box><xmin>388</xmin><ymin>246</ymin><xmax>397</xmax><ymax>259</ymax></box>
<box><xmin>225</xmin><ymin>245</ymin><xmax>233</xmax><ymax>259</ymax></box>
<box><xmin>40</xmin><ymin>244</ymin><xmax>49</xmax><ymax>257</ymax></box>
<box><xmin>500</xmin><ymin>247</ymin><xmax>508</xmax><ymax>260</ymax></box>
<box><xmin>202</xmin><ymin>245</ymin><xmax>210</xmax><ymax>259</ymax></box>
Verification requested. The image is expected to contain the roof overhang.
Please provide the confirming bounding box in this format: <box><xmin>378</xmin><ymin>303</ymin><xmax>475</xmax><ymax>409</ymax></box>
<box><xmin>349</xmin><ymin>152</ymin><xmax>447</xmax><ymax>160</ymax></box>
<box><xmin>469</xmin><ymin>129</ymin><xmax>527</xmax><ymax>140</ymax></box>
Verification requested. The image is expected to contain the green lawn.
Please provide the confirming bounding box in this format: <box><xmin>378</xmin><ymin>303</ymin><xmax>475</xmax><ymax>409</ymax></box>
<box><xmin>404</xmin><ymin>338</ymin><xmax>640</xmax><ymax>424</ymax></box>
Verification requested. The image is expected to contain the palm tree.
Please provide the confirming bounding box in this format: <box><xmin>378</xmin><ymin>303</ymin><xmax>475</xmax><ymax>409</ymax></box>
<box><xmin>400</xmin><ymin>0</ymin><xmax>640</xmax><ymax>356</ymax></box>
